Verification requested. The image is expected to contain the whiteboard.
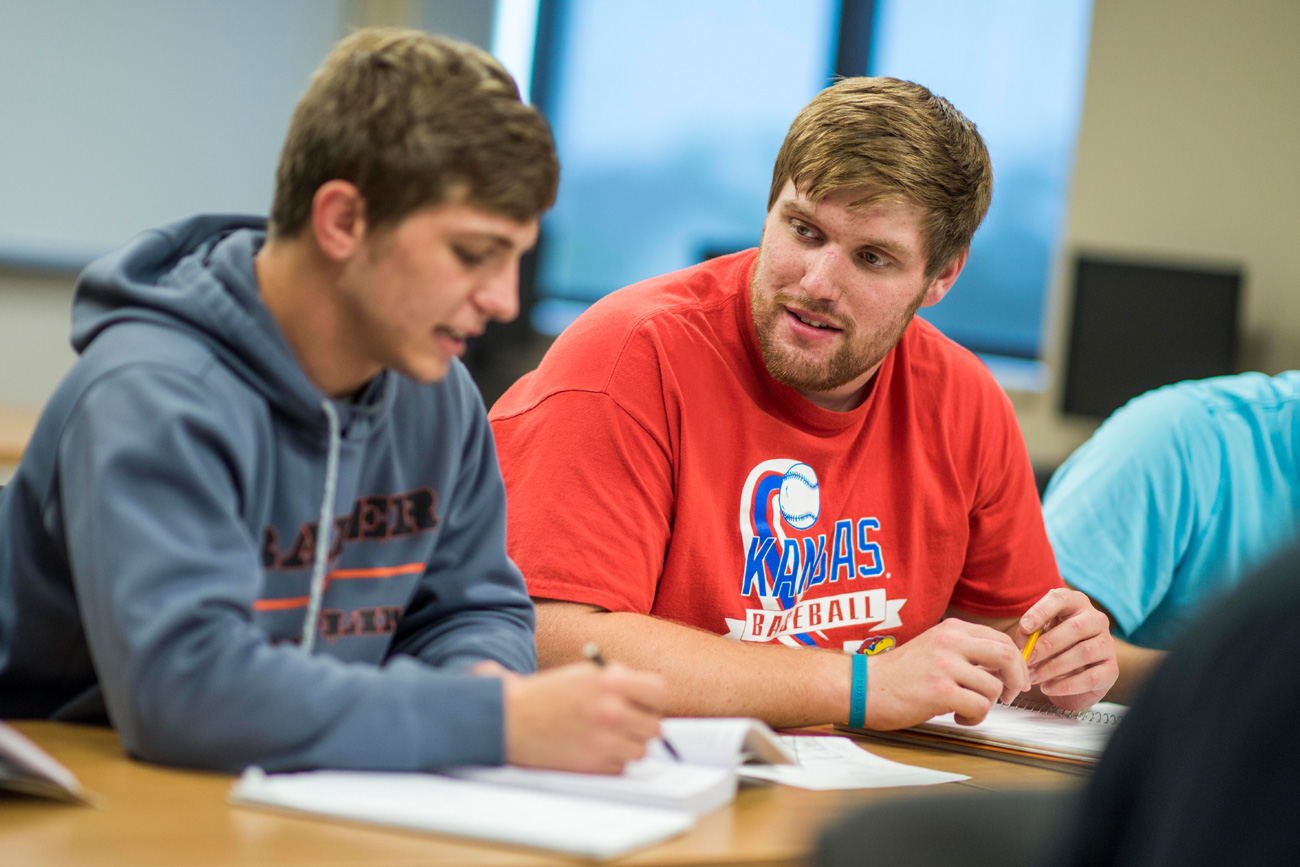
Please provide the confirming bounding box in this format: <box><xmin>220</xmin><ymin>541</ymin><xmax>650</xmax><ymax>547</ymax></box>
<box><xmin>0</xmin><ymin>0</ymin><xmax>348</xmax><ymax>269</ymax></box>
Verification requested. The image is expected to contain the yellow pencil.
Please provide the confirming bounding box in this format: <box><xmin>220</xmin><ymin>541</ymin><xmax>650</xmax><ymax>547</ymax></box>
<box><xmin>1021</xmin><ymin>629</ymin><xmax>1041</xmax><ymax>662</ymax></box>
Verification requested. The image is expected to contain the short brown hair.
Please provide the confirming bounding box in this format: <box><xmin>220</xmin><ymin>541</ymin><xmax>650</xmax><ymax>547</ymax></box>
<box><xmin>769</xmin><ymin>77</ymin><xmax>992</xmax><ymax>279</ymax></box>
<box><xmin>269</xmin><ymin>28</ymin><xmax>559</xmax><ymax>238</ymax></box>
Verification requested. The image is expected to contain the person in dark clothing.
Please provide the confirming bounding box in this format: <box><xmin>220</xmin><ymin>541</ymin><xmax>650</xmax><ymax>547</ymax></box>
<box><xmin>1049</xmin><ymin>542</ymin><xmax>1300</xmax><ymax>866</ymax></box>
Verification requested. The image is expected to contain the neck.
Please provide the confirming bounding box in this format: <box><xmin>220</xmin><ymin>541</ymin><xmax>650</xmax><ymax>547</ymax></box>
<box><xmin>255</xmin><ymin>235</ymin><xmax>379</xmax><ymax>399</ymax></box>
<box><xmin>797</xmin><ymin>363</ymin><xmax>881</xmax><ymax>412</ymax></box>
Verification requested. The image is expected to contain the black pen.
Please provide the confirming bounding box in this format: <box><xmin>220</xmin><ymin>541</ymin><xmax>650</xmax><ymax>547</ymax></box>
<box><xmin>582</xmin><ymin>643</ymin><xmax>682</xmax><ymax>762</ymax></box>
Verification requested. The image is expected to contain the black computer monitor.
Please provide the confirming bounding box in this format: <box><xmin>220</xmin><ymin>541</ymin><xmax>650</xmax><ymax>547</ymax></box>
<box><xmin>1061</xmin><ymin>255</ymin><xmax>1242</xmax><ymax>419</ymax></box>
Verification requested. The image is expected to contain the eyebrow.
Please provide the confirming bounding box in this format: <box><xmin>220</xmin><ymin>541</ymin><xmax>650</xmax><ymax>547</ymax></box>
<box><xmin>864</xmin><ymin>237</ymin><xmax>912</xmax><ymax>264</ymax></box>
<box><xmin>782</xmin><ymin>201</ymin><xmax>819</xmax><ymax>224</ymax></box>
<box><xmin>453</xmin><ymin>232</ymin><xmax>519</xmax><ymax>252</ymax></box>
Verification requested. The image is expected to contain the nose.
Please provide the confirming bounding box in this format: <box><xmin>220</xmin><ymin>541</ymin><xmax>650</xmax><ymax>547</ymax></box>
<box><xmin>799</xmin><ymin>248</ymin><xmax>846</xmax><ymax>302</ymax></box>
<box><xmin>473</xmin><ymin>259</ymin><xmax>521</xmax><ymax>324</ymax></box>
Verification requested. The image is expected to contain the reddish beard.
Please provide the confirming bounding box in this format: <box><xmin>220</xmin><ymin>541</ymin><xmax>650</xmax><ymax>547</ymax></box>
<box><xmin>749</xmin><ymin>259</ymin><xmax>926</xmax><ymax>395</ymax></box>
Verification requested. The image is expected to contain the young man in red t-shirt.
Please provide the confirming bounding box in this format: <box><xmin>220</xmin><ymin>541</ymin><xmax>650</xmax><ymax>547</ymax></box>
<box><xmin>490</xmin><ymin>77</ymin><xmax>1117</xmax><ymax>731</ymax></box>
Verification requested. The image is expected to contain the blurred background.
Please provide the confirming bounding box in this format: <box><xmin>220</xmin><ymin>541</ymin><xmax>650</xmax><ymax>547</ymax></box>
<box><xmin>1</xmin><ymin>0</ymin><xmax>1296</xmax><ymax>480</ymax></box>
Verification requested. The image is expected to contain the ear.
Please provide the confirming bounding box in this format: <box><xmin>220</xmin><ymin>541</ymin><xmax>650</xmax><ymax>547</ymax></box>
<box><xmin>310</xmin><ymin>180</ymin><xmax>367</xmax><ymax>262</ymax></box>
<box><xmin>918</xmin><ymin>248</ymin><xmax>968</xmax><ymax>308</ymax></box>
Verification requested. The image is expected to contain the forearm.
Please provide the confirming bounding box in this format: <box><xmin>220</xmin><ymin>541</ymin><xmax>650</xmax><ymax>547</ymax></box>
<box><xmin>535</xmin><ymin>601</ymin><xmax>852</xmax><ymax>727</ymax></box>
<box><xmin>393</xmin><ymin>587</ymin><xmax>538</xmax><ymax>674</ymax></box>
<box><xmin>100</xmin><ymin>628</ymin><xmax>507</xmax><ymax>772</ymax></box>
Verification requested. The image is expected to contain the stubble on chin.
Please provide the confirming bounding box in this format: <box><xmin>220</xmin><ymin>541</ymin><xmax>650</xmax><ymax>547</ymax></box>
<box><xmin>749</xmin><ymin>267</ymin><xmax>864</xmax><ymax>393</ymax></box>
<box><xmin>748</xmin><ymin>266</ymin><xmax>925</xmax><ymax>395</ymax></box>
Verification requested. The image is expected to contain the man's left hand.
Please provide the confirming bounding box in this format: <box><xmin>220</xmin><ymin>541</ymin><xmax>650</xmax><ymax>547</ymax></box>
<box><xmin>1016</xmin><ymin>587</ymin><xmax>1118</xmax><ymax>710</ymax></box>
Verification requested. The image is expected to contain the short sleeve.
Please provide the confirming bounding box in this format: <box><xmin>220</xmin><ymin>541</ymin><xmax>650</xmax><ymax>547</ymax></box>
<box><xmin>491</xmin><ymin>389</ymin><xmax>675</xmax><ymax>614</ymax></box>
<box><xmin>949</xmin><ymin>380</ymin><xmax>1065</xmax><ymax>617</ymax></box>
<box><xmin>1042</xmin><ymin>388</ymin><xmax>1212</xmax><ymax>637</ymax></box>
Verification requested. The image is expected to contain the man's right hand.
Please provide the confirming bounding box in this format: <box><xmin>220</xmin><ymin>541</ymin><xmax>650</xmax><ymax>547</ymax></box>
<box><xmin>501</xmin><ymin>661</ymin><xmax>666</xmax><ymax>773</ymax></box>
<box><xmin>864</xmin><ymin>618</ymin><xmax>1030</xmax><ymax>730</ymax></box>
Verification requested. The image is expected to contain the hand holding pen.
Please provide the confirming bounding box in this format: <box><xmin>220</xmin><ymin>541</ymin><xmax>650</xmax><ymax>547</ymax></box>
<box><xmin>584</xmin><ymin>643</ymin><xmax>683</xmax><ymax>762</ymax></box>
<box><xmin>497</xmin><ymin>645</ymin><xmax>666</xmax><ymax>774</ymax></box>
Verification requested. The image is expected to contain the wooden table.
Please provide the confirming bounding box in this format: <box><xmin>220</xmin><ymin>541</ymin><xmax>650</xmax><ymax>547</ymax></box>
<box><xmin>0</xmin><ymin>722</ymin><xmax>1080</xmax><ymax>867</ymax></box>
<box><xmin>0</xmin><ymin>404</ymin><xmax>39</xmax><ymax>465</ymax></box>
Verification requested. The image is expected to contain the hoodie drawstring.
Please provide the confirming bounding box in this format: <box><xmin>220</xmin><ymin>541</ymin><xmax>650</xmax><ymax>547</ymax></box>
<box><xmin>301</xmin><ymin>400</ymin><xmax>341</xmax><ymax>654</ymax></box>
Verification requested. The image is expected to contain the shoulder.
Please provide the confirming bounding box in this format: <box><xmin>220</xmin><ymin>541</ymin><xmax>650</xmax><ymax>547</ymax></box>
<box><xmin>1181</xmin><ymin>371</ymin><xmax>1300</xmax><ymax>423</ymax></box>
<box><xmin>1083</xmin><ymin>378</ymin><xmax>1236</xmax><ymax>465</ymax></box>
<box><xmin>10</xmin><ymin>327</ymin><xmax>273</xmax><ymax>505</ymax></box>
<box><xmin>1043</xmin><ymin>381</ymin><xmax>1222</xmax><ymax>512</ymax></box>
<box><xmin>390</xmin><ymin>360</ymin><xmax>490</xmax><ymax>450</ymax></box>
<box><xmin>491</xmin><ymin>250</ymin><xmax>754</xmax><ymax>420</ymax></box>
<box><xmin>1116</xmin><ymin>371</ymin><xmax>1300</xmax><ymax>479</ymax></box>
<box><xmin>60</xmin><ymin>321</ymin><xmax>267</xmax><ymax>430</ymax></box>
<box><xmin>900</xmin><ymin>318</ymin><xmax>1004</xmax><ymax>387</ymax></box>
<box><xmin>891</xmin><ymin>318</ymin><xmax>1016</xmax><ymax>428</ymax></box>
<box><xmin>1101</xmin><ymin>371</ymin><xmax>1300</xmax><ymax>433</ymax></box>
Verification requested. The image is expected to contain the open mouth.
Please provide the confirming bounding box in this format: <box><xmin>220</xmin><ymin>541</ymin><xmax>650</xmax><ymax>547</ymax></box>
<box><xmin>433</xmin><ymin>325</ymin><xmax>482</xmax><ymax>358</ymax></box>
<box><xmin>785</xmin><ymin>307</ymin><xmax>843</xmax><ymax>334</ymax></box>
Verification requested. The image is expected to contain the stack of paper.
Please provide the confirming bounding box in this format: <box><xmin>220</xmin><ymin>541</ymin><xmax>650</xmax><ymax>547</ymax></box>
<box><xmin>231</xmin><ymin>716</ymin><xmax>793</xmax><ymax>859</ymax></box>
<box><xmin>742</xmin><ymin>735</ymin><xmax>968</xmax><ymax>789</ymax></box>
<box><xmin>230</xmin><ymin>715</ymin><xmax>976</xmax><ymax>859</ymax></box>
<box><xmin>447</xmin><ymin>759</ymin><xmax>736</xmax><ymax>815</ymax></box>
<box><xmin>0</xmin><ymin>721</ymin><xmax>91</xmax><ymax>803</ymax></box>
<box><xmin>232</xmin><ymin>768</ymin><xmax>692</xmax><ymax>860</ymax></box>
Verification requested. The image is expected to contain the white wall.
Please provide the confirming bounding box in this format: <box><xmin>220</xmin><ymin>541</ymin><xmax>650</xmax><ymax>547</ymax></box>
<box><xmin>0</xmin><ymin>0</ymin><xmax>496</xmax><ymax>412</ymax></box>
<box><xmin>0</xmin><ymin>273</ymin><xmax>77</xmax><ymax>408</ymax></box>
<box><xmin>0</xmin><ymin>0</ymin><xmax>349</xmax><ymax>409</ymax></box>
<box><xmin>1016</xmin><ymin>0</ymin><xmax>1300</xmax><ymax>465</ymax></box>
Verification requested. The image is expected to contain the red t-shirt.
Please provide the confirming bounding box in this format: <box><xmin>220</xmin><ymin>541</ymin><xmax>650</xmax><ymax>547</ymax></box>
<box><xmin>490</xmin><ymin>250</ymin><xmax>1061</xmax><ymax>654</ymax></box>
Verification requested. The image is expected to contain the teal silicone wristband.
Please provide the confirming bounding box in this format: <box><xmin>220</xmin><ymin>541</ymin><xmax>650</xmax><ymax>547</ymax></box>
<box><xmin>849</xmin><ymin>653</ymin><xmax>867</xmax><ymax>728</ymax></box>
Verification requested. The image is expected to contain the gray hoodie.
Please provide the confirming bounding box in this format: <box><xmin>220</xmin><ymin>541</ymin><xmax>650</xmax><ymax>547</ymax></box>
<box><xmin>0</xmin><ymin>215</ymin><xmax>536</xmax><ymax>772</ymax></box>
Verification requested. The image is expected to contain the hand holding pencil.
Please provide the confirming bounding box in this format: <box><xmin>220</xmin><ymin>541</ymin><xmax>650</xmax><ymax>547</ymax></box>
<box><xmin>1016</xmin><ymin>587</ymin><xmax>1119</xmax><ymax>711</ymax></box>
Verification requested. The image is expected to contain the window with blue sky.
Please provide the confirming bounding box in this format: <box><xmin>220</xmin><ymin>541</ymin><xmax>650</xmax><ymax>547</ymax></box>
<box><xmin>500</xmin><ymin>0</ymin><xmax>1093</xmax><ymax>364</ymax></box>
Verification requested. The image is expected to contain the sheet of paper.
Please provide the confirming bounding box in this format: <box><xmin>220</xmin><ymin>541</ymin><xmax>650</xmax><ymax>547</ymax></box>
<box><xmin>0</xmin><ymin>721</ymin><xmax>90</xmax><ymax>802</ymax></box>
<box><xmin>738</xmin><ymin>735</ymin><xmax>968</xmax><ymax>790</ymax></box>
<box><xmin>446</xmin><ymin>760</ymin><xmax>736</xmax><ymax>815</ymax></box>
<box><xmin>644</xmin><ymin>717</ymin><xmax>794</xmax><ymax>767</ymax></box>
<box><xmin>230</xmin><ymin>768</ymin><xmax>694</xmax><ymax>861</ymax></box>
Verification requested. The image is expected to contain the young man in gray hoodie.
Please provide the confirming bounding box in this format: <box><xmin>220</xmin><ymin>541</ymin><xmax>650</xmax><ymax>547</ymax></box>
<box><xmin>0</xmin><ymin>28</ymin><xmax>662</xmax><ymax>774</ymax></box>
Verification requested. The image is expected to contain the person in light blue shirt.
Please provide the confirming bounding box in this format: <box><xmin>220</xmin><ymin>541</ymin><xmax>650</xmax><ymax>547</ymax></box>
<box><xmin>1042</xmin><ymin>371</ymin><xmax>1300</xmax><ymax>702</ymax></box>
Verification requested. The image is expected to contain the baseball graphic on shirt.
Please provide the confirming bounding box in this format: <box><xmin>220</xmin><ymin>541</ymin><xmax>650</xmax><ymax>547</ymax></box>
<box><xmin>778</xmin><ymin>462</ymin><xmax>820</xmax><ymax>530</ymax></box>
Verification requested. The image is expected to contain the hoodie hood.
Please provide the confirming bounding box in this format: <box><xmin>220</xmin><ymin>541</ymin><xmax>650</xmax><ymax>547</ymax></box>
<box><xmin>72</xmin><ymin>214</ymin><xmax>392</xmax><ymax>432</ymax></box>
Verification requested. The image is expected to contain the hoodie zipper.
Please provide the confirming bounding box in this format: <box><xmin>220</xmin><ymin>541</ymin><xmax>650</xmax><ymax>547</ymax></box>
<box><xmin>300</xmin><ymin>400</ymin><xmax>341</xmax><ymax>654</ymax></box>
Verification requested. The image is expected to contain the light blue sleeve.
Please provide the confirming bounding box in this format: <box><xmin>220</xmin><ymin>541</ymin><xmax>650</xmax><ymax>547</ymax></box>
<box><xmin>1042</xmin><ymin>387</ymin><xmax>1220</xmax><ymax>638</ymax></box>
<box><xmin>58</xmin><ymin>368</ymin><xmax>509</xmax><ymax>773</ymax></box>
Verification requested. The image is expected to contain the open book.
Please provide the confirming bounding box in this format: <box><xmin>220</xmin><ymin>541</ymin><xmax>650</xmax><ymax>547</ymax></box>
<box><xmin>0</xmin><ymin>720</ymin><xmax>91</xmax><ymax>803</ymax></box>
<box><xmin>230</xmin><ymin>717</ymin><xmax>793</xmax><ymax>860</ymax></box>
<box><xmin>835</xmin><ymin>700</ymin><xmax>1127</xmax><ymax>774</ymax></box>
<box><xmin>445</xmin><ymin>716</ymin><xmax>792</xmax><ymax>814</ymax></box>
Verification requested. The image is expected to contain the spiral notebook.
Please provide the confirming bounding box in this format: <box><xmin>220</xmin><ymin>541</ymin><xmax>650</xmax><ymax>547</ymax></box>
<box><xmin>835</xmin><ymin>701</ymin><xmax>1127</xmax><ymax>774</ymax></box>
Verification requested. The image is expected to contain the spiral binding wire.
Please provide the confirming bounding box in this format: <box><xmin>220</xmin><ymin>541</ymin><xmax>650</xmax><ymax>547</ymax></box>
<box><xmin>1007</xmin><ymin>698</ymin><xmax>1124</xmax><ymax>726</ymax></box>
